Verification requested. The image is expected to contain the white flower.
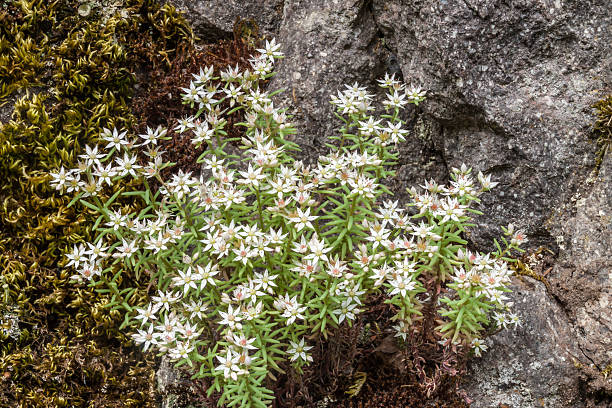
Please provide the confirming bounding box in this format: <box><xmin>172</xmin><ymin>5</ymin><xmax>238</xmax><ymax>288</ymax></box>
<box><xmin>267</xmin><ymin>228</ymin><xmax>287</xmax><ymax>245</ymax></box>
<box><xmin>105</xmin><ymin>210</ymin><xmax>126</xmax><ymax>231</ymax></box>
<box><xmin>223</xmin><ymin>83</ymin><xmax>243</xmax><ymax>105</ymax></box>
<box><xmin>196</xmin><ymin>263</ymin><xmax>219</xmax><ymax>289</ymax></box>
<box><xmin>287</xmin><ymin>207</ymin><xmax>317</xmax><ymax>232</ymax></box>
<box><xmin>388</xmin><ymin>274</ymin><xmax>416</xmax><ymax>298</ymax></box>
<box><xmin>326</xmin><ymin>258</ymin><xmax>348</xmax><ymax>278</ymax></box>
<box><xmin>232</xmin><ymin>242</ymin><xmax>255</xmax><ymax>265</ymax></box>
<box><xmin>151</xmin><ymin>290</ymin><xmax>180</xmax><ymax>312</ymax></box>
<box><xmin>231</xmin><ymin>333</ymin><xmax>258</xmax><ymax>351</ymax></box>
<box><xmin>287</xmin><ymin>338</ymin><xmax>313</xmax><ymax>363</ymax></box>
<box><xmin>510</xmin><ymin>229</ymin><xmax>528</xmax><ymax>246</ymax></box>
<box><xmin>73</xmin><ymin>260</ymin><xmax>101</xmax><ymax>282</ymax></box>
<box><xmin>172</xmin><ymin>267</ymin><xmax>199</xmax><ymax>295</ymax></box>
<box><xmin>377</xmin><ymin>72</ymin><xmax>401</xmax><ymax>89</ymax></box>
<box><xmin>174</xmin><ymin>116</ymin><xmax>196</xmax><ymax>133</ymax></box>
<box><xmin>66</xmin><ymin>244</ymin><xmax>87</xmax><ymax>269</ymax></box>
<box><xmin>348</xmin><ymin>174</ymin><xmax>376</xmax><ymax>198</ymax></box>
<box><xmin>252</xmin><ymin>270</ymin><xmax>278</xmax><ymax>294</ymax></box>
<box><xmin>305</xmin><ymin>235</ymin><xmax>332</xmax><ymax>264</ymax></box>
<box><xmin>93</xmin><ymin>163</ymin><xmax>117</xmax><ymax>186</ymax></box>
<box><xmin>471</xmin><ymin>338</ymin><xmax>488</xmax><ymax>357</ymax></box>
<box><xmin>156</xmin><ymin>315</ymin><xmax>180</xmax><ymax>339</ymax></box>
<box><xmin>220</xmin><ymin>64</ymin><xmax>241</xmax><ymax>82</ymax></box>
<box><xmin>218</xmin><ymin>305</ymin><xmax>243</xmax><ymax>329</ymax></box>
<box><xmin>132</xmin><ymin>324</ymin><xmax>158</xmax><ymax>352</ymax></box>
<box><xmin>451</xmin><ymin>267</ymin><xmax>470</xmax><ymax>289</ymax></box>
<box><xmin>341</xmin><ymin>283</ymin><xmax>365</xmax><ymax>305</ymax></box>
<box><xmin>365</xmin><ymin>224</ymin><xmax>390</xmax><ymax>249</ymax></box>
<box><xmin>406</xmin><ymin>86</ymin><xmax>426</xmax><ymax>105</ymax></box>
<box><xmin>256</xmin><ymin>38</ymin><xmax>283</xmax><ymax>60</ymax></box>
<box><xmin>412</xmin><ymin>221</ymin><xmax>437</xmax><ymax>239</ymax></box>
<box><xmin>79</xmin><ymin>144</ymin><xmax>105</xmax><ymax>168</ymax></box>
<box><xmin>383</xmin><ymin>90</ymin><xmax>408</xmax><ymax>109</ymax></box>
<box><xmin>192</xmin><ymin>65</ymin><xmax>214</xmax><ymax>84</ymax></box>
<box><xmin>115</xmin><ymin>152</ymin><xmax>141</xmax><ymax>178</ymax></box>
<box><xmin>101</xmin><ymin>127</ymin><xmax>129</xmax><ymax>151</ymax></box>
<box><xmin>477</xmin><ymin>171</ymin><xmax>499</xmax><ymax>190</ymax></box>
<box><xmin>393</xmin><ymin>320</ymin><xmax>411</xmax><ymax>341</ymax></box>
<box><xmin>139</xmin><ymin>125</ymin><xmax>167</xmax><ymax>146</ymax></box>
<box><xmin>85</xmin><ymin>240</ymin><xmax>109</xmax><ymax>261</ymax></box>
<box><xmin>370</xmin><ymin>264</ymin><xmax>390</xmax><ymax>287</ymax></box>
<box><xmin>358</xmin><ymin>117</ymin><xmax>383</xmax><ymax>137</ymax></box>
<box><xmin>113</xmin><ymin>238</ymin><xmax>138</xmax><ymax>259</ymax></box>
<box><xmin>215</xmin><ymin>349</ymin><xmax>241</xmax><ymax>381</ymax></box>
<box><xmin>439</xmin><ymin>197</ymin><xmax>466</xmax><ymax>224</ymax></box>
<box><xmin>168</xmin><ymin>170</ymin><xmax>193</xmax><ymax>199</ymax></box>
<box><xmin>185</xmin><ymin>299</ymin><xmax>208</xmax><ymax>321</ymax></box>
<box><xmin>291</xmin><ymin>259</ymin><xmax>319</xmax><ymax>278</ymax></box>
<box><xmin>449</xmin><ymin>174</ymin><xmax>474</xmax><ymax>196</ymax></box>
<box><xmin>134</xmin><ymin>303</ymin><xmax>160</xmax><ymax>326</ymax></box>
<box><xmin>169</xmin><ymin>340</ymin><xmax>194</xmax><ymax>360</ymax></box>
<box><xmin>508</xmin><ymin>312</ymin><xmax>521</xmax><ymax>328</ymax></box>
<box><xmin>144</xmin><ymin>232</ymin><xmax>169</xmax><ymax>253</ymax></box>
<box><xmin>49</xmin><ymin>166</ymin><xmax>70</xmax><ymax>191</ymax></box>
<box><xmin>178</xmin><ymin>322</ymin><xmax>201</xmax><ymax>341</ymax></box>
<box><xmin>220</xmin><ymin>220</ymin><xmax>241</xmax><ymax>241</ymax></box>
<box><xmin>192</xmin><ymin>121</ymin><xmax>215</xmax><ymax>145</ymax></box>
<box><xmin>333</xmin><ymin>299</ymin><xmax>359</xmax><ymax>324</ymax></box>
<box><xmin>203</xmin><ymin>156</ymin><xmax>225</xmax><ymax>176</ymax></box>
<box><xmin>493</xmin><ymin>312</ymin><xmax>510</xmax><ymax>329</ymax></box>
<box><xmin>279</xmin><ymin>296</ymin><xmax>306</xmax><ymax>326</ymax></box>
<box><xmin>237</xmin><ymin>164</ymin><xmax>266</xmax><ymax>187</ymax></box>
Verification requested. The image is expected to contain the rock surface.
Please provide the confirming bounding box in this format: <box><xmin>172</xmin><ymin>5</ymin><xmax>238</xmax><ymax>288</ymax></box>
<box><xmin>167</xmin><ymin>0</ymin><xmax>284</xmax><ymax>39</ymax></box>
<box><xmin>169</xmin><ymin>0</ymin><xmax>612</xmax><ymax>405</ymax></box>
<box><xmin>464</xmin><ymin>278</ymin><xmax>584</xmax><ymax>408</ymax></box>
<box><xmin>548</xmin><ymin>150</ymin><xmax>612</xmax><ymax>393</ymax></box>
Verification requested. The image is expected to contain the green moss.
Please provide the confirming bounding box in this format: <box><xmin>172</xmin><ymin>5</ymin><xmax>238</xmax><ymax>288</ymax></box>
<box><xmin>592</xmin><ymin>95</ymin><xmax>612</xmax><ymax>172</ymax></box>
<box><xmin>0</xmin><ymin>0</ymin><xmax>195</xmax><ymax>406</ymax></box>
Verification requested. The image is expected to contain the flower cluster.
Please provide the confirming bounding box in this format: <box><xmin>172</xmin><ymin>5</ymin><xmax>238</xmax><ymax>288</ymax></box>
<box><xmin>54</xmin><ymin>38</ymin><xmax>524</xmax><ymax>407</ymax></box>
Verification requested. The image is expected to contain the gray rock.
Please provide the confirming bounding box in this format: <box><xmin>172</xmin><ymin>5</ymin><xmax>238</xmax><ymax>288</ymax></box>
<box><xmin>167</xmin><ymin>0</ymin><xmax>612</xmax><ymax>405</ymax></box>
<box><xmin>373</xmin><ymin>0</ymin><xmax>611</xmax><ymax>251</ymax></box>
<box><xmin>267</xmin><ymin>0</ymin><xmax>387</xmax><ymax>161</ymax></box>
<box><xmin>0</xmin><ymin>95</ymin><xmax>16</xmax><ymax>125</ymax></box>
<box><xmin>370</xmin><ymin>1</ymin><xmax>612</xmax><ymax>403</ymax></box>
<box><xmin>548</xmin><ymin>150</ymin><xmax>612</xmax><ymax>387</ymax></box>
<box><xmin>464</xmin><ymin>278</ymin><xmax>584</xmax><ymax>408</ymax></box>
<box><xmin>168</xmin><ymin>0</ymin><xmax>284</xmax><ymax>40</ymax></box>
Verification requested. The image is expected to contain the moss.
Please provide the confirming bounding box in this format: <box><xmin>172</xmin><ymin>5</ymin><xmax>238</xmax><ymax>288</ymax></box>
<box><xmin>510</xmin><ymin>248</ymin><xmax>553</xmax><ymax>293</ymax></box>
<box><xmin>0</xmin><ymin>0</ymin><xmax>196</xmax><ymax>406</ymax></box>
<box><xmin>592</xmin><ymin>94</ymin><xmax>612</xmax><ymax>172</ymax></box>
<box><xmin>602</xmin><ymin>362</ymin><xmax>612</xmax><ymax>379</ymax></box>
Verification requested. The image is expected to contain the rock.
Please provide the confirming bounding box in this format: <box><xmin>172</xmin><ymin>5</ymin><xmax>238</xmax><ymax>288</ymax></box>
<box><xmin>0</xmin><ymin>95</ymin><xmax>16</xmax><ymax>125</ymax></box>
<box><xmin>463</xmin><ymin>278</ymin><xmax>584</xmax><ymax>408</ymax></box>
<box><xmin>166</xmin><ymin>0</ymin><xmax>612</xmax><ymax>405</ymax></box>
<box><xmin>157</xmin><ymin>356</ymin><xmax>180</xmax><ymax>408</ymax></box>
<box><xmin>373</xmin><ymin>0</ymin><xmax>611</xmax><ymax>250</ymax></box>
<box><xmin>369</xmin><ymin>0</ymin><xmax>612</xmax><ymax>404</ymax></box>
<box><xmin>548</xmin><ymin>150</ymin><xmax>612</xmax><ymax>393</ymax></box>
<box><xmin>156</xmin><ymin>356</ymin><xmax>208</xmax><ymax>408</ymax></box>
<box><xmin>167</xmin><ymin>0</ymin><xmax>285</xmax><ymax>40</ymax></box>
<box><xmin>267</xmin><ymin>0</ymin><xmax>387</xmax><ymax>161</ymax></box>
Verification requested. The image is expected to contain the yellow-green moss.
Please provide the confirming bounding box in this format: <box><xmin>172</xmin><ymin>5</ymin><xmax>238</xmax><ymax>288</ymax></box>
<box><xmin>592</xmin><ymin>95</ymin><xmax>612</xmax><ymax>172</ymax></box>
<box><xmin>0</xmin><ymin>0</ymin><xmax>194</xmax><ymax>405</ymax></box>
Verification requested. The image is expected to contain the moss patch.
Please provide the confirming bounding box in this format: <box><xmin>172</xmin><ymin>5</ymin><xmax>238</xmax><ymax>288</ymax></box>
<box><xmin>0</xmin><ymin>0</ymin><xmax>195</xmax><ymax>406</ymax></box>
<box><xmin>592</xmin><ymin>94</ymin><xmax>612</xmax><ymax>173</ymax></box>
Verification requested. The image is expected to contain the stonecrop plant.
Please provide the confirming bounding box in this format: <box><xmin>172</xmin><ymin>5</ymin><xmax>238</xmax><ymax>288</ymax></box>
<box><xmin>51</xmin><ymin>38</ymin><xmax>525</xmax><ymax>407</ymax></box>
